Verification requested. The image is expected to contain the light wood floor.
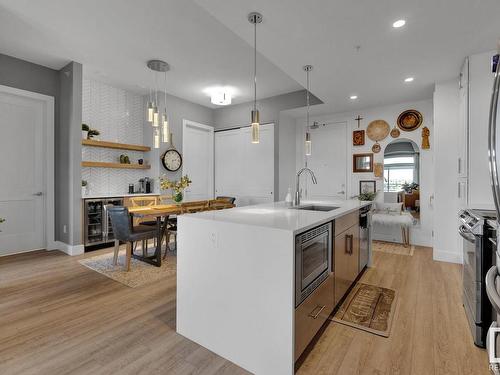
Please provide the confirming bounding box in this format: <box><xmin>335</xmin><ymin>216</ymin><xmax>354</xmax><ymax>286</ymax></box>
<box><xmin>0</xmin><ymin>245</ymin><xmax>489</xmax><ymax>375</ymax></box>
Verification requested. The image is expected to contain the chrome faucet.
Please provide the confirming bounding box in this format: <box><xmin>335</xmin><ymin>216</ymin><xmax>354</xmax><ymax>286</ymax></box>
<box><xmin>294</xmin><ymin>167</ymin><xmax>317</xmax><ymax>206</ymax></box>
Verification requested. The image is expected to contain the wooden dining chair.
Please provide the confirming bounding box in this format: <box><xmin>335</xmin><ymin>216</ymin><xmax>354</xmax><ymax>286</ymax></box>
<box><xmin>181</xmin><ymin>200</ymin><xmax>209</xmax><ymax>213</ymax></box>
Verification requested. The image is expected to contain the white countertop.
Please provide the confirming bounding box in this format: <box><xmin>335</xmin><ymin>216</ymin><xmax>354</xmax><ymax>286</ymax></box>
<box><xmin>82</xmin><ymin>193</ymin><xmax>159</xmax><ymax>199</ymax></box>
<box><xmin>186</xmin><ymin>199</ymin><xmax>372</xmax><ymax>234</ymax></box>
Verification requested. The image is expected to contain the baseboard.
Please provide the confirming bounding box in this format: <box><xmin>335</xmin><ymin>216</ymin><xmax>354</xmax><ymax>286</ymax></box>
<box><xmin>433</xmin><ymin>248</ymin><xmax>463</xmax><ymax>264</ymax></box>
<box><xmin>52</xmin><ymin>241</ymin><xmax>85</xmax><ymax>256</ymax></box>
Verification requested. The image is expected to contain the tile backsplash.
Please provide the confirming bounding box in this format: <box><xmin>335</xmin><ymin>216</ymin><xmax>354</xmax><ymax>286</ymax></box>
<box><xmin>82</xmin><ymin>79</ymin><xmax>153</xmax><ymax>196</ymax></box>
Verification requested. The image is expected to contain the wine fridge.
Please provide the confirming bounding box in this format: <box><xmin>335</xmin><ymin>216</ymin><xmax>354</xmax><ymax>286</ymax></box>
<box><xmin>83</xmin><ymin>198</ymin><xmax>123</xmax><ymax>247</ymax></box>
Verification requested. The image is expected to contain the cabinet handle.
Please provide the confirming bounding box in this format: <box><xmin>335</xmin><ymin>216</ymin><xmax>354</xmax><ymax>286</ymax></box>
<box><xmin>458</xmin><ymin>158</ymin><xmax>461</xmax><ymax>173</ymax></box>
<box><xmin>345</xmin><ymin>234</ymin><xmax>353</xmax><ymax>255</ymax></box>
<box><xmin>458</xmin><ymin>182</ymin><xmax>461</xmax><ymax>198</ymax></box>
<box><xmin>309</xmin><ymin>305</ymin><xmax>326</xmax><ymax>319</ymax></box>
<box><xmin>349</xmin><ymin>234</ymin><xmax>354</xmax><ymax>255</ymax></box>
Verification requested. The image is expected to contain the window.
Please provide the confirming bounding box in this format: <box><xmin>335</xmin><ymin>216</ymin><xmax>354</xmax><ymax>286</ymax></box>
<box><xmin>384</xmin><ymin>155</ymin><xmax>418</xmax><ymax>192</ymax></box>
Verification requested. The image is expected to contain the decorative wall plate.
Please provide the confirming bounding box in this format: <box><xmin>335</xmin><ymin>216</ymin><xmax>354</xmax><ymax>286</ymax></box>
<box><xmin>353</xmin><ymin>130</ymin><xmax>365</xmax><ymax>146</ymax></box>
<box><xmin>397</xmin><ymin>109</ymin><xmax>423</xmax><ymax>131</ymax></box>
<box><xmin>367</xmin><ymin>120</ymin><xmax>390</xmax><ymax>141</ymax></box>
<box><xmin>390</xmin><ymin>127</ymin><xmax>400</xmax><ymax>138</ymax></box>
<box><xmin>372</xmin><ymin>143</ymin><xmax>381</xmax><ymax>153</ymax></box>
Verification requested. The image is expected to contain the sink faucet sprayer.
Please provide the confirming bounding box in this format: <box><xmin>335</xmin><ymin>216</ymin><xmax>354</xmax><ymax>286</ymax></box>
<box><xmin>294</xmin><ymin>168</ymin><xmax>317</xmax><ymax>206</ymax></box>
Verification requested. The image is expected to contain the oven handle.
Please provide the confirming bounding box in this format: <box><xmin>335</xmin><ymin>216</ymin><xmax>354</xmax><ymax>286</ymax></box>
<box><xmin>486</xmin><ymin>265</ymin><xmax>500</xmax><ymax>314</ymax></box>
<box><xmin>309</xmin><ymin>305</ymin><xmax>326</xmax><ymax>319</ymax></box>
<box><xmin>458</xmin><ymin>225</ymin><xmax>476</xmax><ymax>244</ymax></box>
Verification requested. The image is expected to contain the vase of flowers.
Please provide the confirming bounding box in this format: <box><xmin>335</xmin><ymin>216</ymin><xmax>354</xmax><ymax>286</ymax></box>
<box><xmin>160</xmin><ymin>175</ymin><xmax>192</xmax><ymax>204</ymax></box>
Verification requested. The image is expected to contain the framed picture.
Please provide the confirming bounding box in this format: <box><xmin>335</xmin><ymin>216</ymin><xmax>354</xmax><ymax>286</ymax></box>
<box><xmin>353</xmin><ymin>130</ymin><xmax>365</xmax><ymax>146</ymax></box>
<box><xmin>353</xmin><ymin>153</ymin><xmax>373</xmax><ymax>173</ymax></box>
<box><xmin>359</xmin><ymin>180</ymin><xmax>376</xmax><ymax>194</ymax></box>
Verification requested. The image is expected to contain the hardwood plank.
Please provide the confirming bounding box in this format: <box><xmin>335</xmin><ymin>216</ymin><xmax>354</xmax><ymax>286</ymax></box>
<box><xmin>0</xmin><ymin>244</ymin><xmax>490</xmax><ymax>375</ymax></box>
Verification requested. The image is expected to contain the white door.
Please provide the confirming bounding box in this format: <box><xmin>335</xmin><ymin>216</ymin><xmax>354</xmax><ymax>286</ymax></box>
<box><xmin>0</xmin><ymin>91</ymin><xmax>46</xmax><ymax>255</ymax></box>
<box><xmin>182</xmin><ymin>120</ymin><xmax>214</xmax><ymax>201</ymax></box>
<box><xmin>215</xmin><ymin>123</ymin><xmax>274</xmax><ymax>206</ymax></box>
<box><xmin>302</xmin><ymin>122</ymin><xmax>347</xmax><ymax>200</ymax></box>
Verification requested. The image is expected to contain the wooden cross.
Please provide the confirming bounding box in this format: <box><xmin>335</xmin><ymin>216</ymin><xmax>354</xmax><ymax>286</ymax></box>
<box><xmin>355</xmin><ymin>115</ymin><xmax>363</xmax><ymax>128</ymax></box>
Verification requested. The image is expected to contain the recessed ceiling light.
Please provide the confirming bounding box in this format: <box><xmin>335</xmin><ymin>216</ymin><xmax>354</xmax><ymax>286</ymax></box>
<box><xmin>392</xmin><ymin>19</ymin><xmax>406</xmax><ymax>28</ymax></box>
<box><xmin>404</xmin><ymin>77</ymin><xmax>414</xmax><ymax>83</ymax></box>
<box><xmin>350</xmin><ymin>95</ymin><xmax>358</xmax><ymax>100</ymax></box>
<box><xmin>211</xmin><ymin>90</ymin><xmax>232</xmax><ymax>106</ymax></box>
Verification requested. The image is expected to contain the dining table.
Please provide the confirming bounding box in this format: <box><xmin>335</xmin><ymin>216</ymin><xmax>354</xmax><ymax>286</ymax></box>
<box><xmin>123</xmin><ymin>200</ymin><xmax>235</xmax><ymax>267</ymax></box>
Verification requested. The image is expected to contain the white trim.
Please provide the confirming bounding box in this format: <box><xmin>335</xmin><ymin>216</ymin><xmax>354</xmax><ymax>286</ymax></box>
<box><xmin>53</xmin><ymin>241</ymin><xmax>85</xmax><ymax>256</ymax></box>
<box><xmin>433</xmin><ymin>248</ymin><xmax>463</xmax><ymax>264</ymax></box>
<box><xmin>182</xmin><ymin>119</ymin><xmax>215</xmax><ymax>199</ymax></box>
<box><xmin>0</xmin><ymin>85</ymin><xmax>56</xmax><ymax>252</ymax></box>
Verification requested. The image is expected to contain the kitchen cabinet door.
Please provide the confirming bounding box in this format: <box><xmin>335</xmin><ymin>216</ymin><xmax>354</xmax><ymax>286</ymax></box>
<box><xmin>334</xmin><ymin>224</ymin><xmax>360</xmax><ymax>305</ymax></box>
<box><xmin>457</xmin><ymin>57</ymin><xmax>469</xmax><ymax>179</ymax></box>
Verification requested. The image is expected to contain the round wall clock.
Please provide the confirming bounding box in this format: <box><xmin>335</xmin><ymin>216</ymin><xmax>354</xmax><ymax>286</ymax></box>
<box><xmin>161</xmin><ymin>149</ymin><xmax>182</xmax><ymax>172</ymax></box>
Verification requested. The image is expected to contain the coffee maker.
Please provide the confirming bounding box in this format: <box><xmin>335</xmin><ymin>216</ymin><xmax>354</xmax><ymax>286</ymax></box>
<box><xmin>138</xmin><ymin>177</ymin><xmax>153</xmax><ymax>194</ymax></box>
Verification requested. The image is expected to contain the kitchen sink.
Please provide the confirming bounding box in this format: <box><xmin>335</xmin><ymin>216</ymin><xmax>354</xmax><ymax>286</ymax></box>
<box><xmin>291</xmin><ymin>205</ymin><xmax>339</xmax><ymax>212</ymax></box>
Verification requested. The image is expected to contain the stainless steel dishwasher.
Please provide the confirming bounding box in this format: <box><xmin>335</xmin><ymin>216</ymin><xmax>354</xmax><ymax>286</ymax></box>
<box><xmin>359</xmin><ymin>205</ymin><xmax>372</xmax><ymax>271</ymax></box>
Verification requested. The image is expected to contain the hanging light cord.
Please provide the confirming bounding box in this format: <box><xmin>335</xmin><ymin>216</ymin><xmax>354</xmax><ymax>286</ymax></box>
<box><xmin>253</xmin><ymin>17</ymin><xmax>257</xmax><ymax>112</ymax></box>
<box><xmin>306</xmin><ymin>69</ymin><xmax>310</xmax><ymax>132</ymax></box>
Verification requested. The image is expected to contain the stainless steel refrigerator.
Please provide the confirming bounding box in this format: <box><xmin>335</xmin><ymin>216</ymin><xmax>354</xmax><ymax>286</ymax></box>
<box><xmin>485</xmin><ymin>46</ymin><xmax>500</xmax><ymax>373</ymax></box>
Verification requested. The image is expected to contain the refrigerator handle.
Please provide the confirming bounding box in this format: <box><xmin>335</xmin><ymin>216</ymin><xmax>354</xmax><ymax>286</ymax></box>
<box><xmin>488</xmin><ymin>48</ymin><xmax>500</xmax><ymax>221</ymax></box>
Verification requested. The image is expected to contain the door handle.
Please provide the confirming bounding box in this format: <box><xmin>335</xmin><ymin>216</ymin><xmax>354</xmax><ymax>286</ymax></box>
<box><xmin>337</xmin><ymin>191</ymin><xmax>345</xmax><ymax>195</ymax></box>
<box><xmin>33</xmin><ymin>192</ymin><xmax>43</xmax><ymax>196</ymax></box>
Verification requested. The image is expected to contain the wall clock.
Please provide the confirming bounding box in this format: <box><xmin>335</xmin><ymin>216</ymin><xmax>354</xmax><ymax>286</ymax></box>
<box><xmin>161</xmin><ymin>149</ymin><xmax>182</xmax><ymax>172</ymax></box>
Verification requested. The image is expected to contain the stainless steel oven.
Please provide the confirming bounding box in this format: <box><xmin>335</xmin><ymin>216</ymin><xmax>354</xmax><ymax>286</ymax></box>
<box><xmin>295</xmin><ymin>222</ymin><xmax>332</xmax><ymax>307</ymax></box>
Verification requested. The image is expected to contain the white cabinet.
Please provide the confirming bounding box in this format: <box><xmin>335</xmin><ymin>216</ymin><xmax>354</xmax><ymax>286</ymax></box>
<box><xmin>458</xmin><ymin>58</ymin><xmax>469</xmax><ymax>179</ymax></box>
<box><xmin>215</xmin><ymin>124</ymin><xmax>274</xmax><ymax>206</ymax></box>
<box><xmin>456</xmin><ymin>51</ymin><xmax>496</xmax><ymax>208</ymax></box>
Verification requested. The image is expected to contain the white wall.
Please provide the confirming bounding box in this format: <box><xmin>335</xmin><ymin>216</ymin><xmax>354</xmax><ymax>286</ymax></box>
<box><xmin>278</xmin><ymin>112</ymin><xmax>296</xmax><ymax>200</ymax></box>
<box><xmin>293</xmin><ymin>99</ymin><xmax>434</xmax><ymax>247</ymax></box>
<box><xmin>82</xmin><ymin>79</ymin><xmax>153</xmax><ymax>196</ymax></box>
<box><xmin>433</xmin><ymin>80</ymin><xmax>462</xmax><ymax>263</ymax></box>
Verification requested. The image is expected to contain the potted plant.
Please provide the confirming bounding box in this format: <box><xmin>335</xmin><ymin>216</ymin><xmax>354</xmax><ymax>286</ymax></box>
<box><xmin>82</xmin><ymin>180</ymin><xmax>88</xmax><ymax>197</ymax></box>
<box><xmin>160</xmin><ymin>175</ymin><xmax>192</xmax><ymax>203</ymax></box>
<box><xmin>87</xmin><ymin>129</ymin><xmax>100</xmax><ymax>139</ymax></box>
<box><xmin>357</xmin><ymin>191</ymin><xmax>377</xmax><ymax>201</ymax></box>
<box><xmin>82</xmin><ymin>124</ymin><xmax>89</xmax><ymax>139</ymax></box>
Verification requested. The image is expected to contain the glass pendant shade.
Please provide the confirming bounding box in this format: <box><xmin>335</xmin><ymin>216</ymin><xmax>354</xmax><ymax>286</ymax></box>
<box><xmin>147</xmin><ymin>102</ymin><xmax>154</xmax><ymax>122</ymax></box>
<box><xmin>152</xmin><ymin>107</ymin><xmax>159</xmax><ymax>127</ymax></box>
<box><xmin>251</xmin><ymin>110</ymin><xmax>260</xmax><ymax>144</ymax></box>
<box><xmin>153</xmin><ymin>129</ymin><xmax>160</xmax><ymax>149</ymax></box>
<box><xmin>162</xmin><ymin>113</ymin><xmax>169</xmax><ymax>143</ymax></box>
<box><xmin>305</xmin><ymin>132</ymin><xmax>312</xmax><ymax>156</ymax></box>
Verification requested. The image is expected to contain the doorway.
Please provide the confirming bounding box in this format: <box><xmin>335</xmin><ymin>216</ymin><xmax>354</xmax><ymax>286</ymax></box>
<box><xmin>182</xmin><ymin>120</ymin><xmax>214</xmax><ymax>201</ymax></box>
<box><xmin>0</xmin><ymin>85</ymin><xmax>55</xmax><ymax>256</ymax></box>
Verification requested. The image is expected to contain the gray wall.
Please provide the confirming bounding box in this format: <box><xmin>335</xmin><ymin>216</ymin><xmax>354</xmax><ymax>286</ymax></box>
<box><xmin>0</xmin><ymin>54</ymin><xmax>82</xmax><ymax>246</ymax></box>
<box><xmin>213</xmin><ymin>90</ymin><xmax>321</xmax><ymax>199</ymax></box>
<box><xmin>58</xmin><ymin>62</ymin><xmax>82</xmax><ymax>245</ymax></box>
<box><xmin>144</xmin><ymin>92</ymin><xmax>214</xmax><ymax>183</ymax></box>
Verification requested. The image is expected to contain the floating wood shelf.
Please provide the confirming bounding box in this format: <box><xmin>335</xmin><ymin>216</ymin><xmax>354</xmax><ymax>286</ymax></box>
<box><xmin>82</xmin><ymin>139</ymin><xmax>151</xmax><ymax>152</ymax></box>
<box><xmin>81</xmin><ymin>161</ymin><xmax>151</xmax><ymax>170</ymax></box>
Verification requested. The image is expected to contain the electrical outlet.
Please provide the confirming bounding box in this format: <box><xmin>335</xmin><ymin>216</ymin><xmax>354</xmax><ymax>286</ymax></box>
<box><xmin>210</xmin><ymin>232</ymin><xmax>218</xmax><ymax>248</ymax></box>
<box><xmin>63</xmin><ymin>225</ymin><xmax>67</xmax><ymax>234</ymax></box>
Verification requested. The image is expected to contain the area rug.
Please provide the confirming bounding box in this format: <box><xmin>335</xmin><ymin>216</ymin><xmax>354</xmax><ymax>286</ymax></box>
<box><xmin>373</xmin><ymin>240</ymin><xmax>415</xmax><ymax>256</ymax></box>
<box><xmin>78</xmin><ymin>248</ymin><xmax>176</xmax><ymax>288</ymax></box>
<box><xmin>332</xmin><ymin>283</ymin><xmax>398</xmax><ymax>337</ymax></box>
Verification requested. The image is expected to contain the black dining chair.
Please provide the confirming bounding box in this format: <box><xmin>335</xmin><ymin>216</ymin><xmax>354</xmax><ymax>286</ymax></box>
<box><xmin>108</xmin><ymin>206</ymin><xmax>157</xmax><ymax>271</ymax></box>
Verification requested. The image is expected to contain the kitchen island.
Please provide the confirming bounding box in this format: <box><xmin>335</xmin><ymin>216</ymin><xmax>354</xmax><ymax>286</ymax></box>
<box><xmin>177</xmin><ymin>199</ymin><xmax>372</xmax><ymax>375</ymax></box>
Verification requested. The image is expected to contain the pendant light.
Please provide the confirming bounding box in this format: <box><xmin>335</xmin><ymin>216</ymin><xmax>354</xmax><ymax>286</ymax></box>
<box><xmin>146</xmin><ymin>60</ymin><xmax>170</xmax><ymax>146</ymax></box>
<box><xmin>162</xmin><ymin>71</ymin><xmax>170</xmax><ymax>143</ymax></box>
<box><xmin>304</xmin><ymin>65</ymin><xmax>313</xmax><ymax>156</ymax></box>
<box><xmin>248</xmin><ymin>12</ymin><xmax>262</xmax><ymax>144</ymax></box>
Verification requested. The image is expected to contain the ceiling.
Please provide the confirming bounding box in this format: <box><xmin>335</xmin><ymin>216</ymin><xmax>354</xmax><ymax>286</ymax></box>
<box><xmin>1</xmin><ymin>1</ymin><xmax>499</xmax><ymax>115</ymax></box>
<box><xmin>0</xmin><ymin>0</ymin><xmax>301</xmax><ymax>107</ymax></box>
<box><xmin>195</xmin><ymin>0</ymin><xmax>500</xmax><ymax>116</ymax></box>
